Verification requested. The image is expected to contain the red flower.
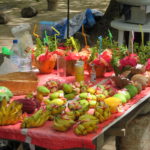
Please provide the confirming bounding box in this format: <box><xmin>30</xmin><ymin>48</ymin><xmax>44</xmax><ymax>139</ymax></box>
<box><xmin>65</xmin><ymin>51</ymin><xmax>80</xmax><ymax>61</ymax></box>
<box><xmin>57</xmin><ymin>46</ymin><xmax>67</xmax><ymax>50</ymax></box>
<box><xmin>93</xmin><ymin>49</ymin><xmax>112</xmax><ymax>66</ymax></box>
<box><xmin>52</xmin><ymin>49</ymin><xmax>65</xmax><ymax>56</ymax></box>
<box><xmin>37</xmin><ymin>50</ymin><xmax>53</xmax><ymax>62</ymax></box>
<box><xmin>119</xmin><ymin>53</ymin><xmax>138</xmax><ymax>70</ymax></box>
<box><xmin>146</xmin><ymin>59</ymin><xmax>150</xmax><ymax>71</ymax></box>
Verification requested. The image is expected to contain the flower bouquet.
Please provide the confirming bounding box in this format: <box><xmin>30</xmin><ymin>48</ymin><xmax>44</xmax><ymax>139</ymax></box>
<box><xmin>89</xmin><ymin>49</ymin><xmax>112</xmax><ymax>78</ymax></box>
<box><xmin>32</xmin><ymin>48</ymin><xmax>56</xmax><ymax>74</ymax></box>
<box><xmin>64</xmin><ymin>37</ymin><xmax>91</xmax><ymax>76</ymax></box>
<box><xmin>32</xmin><ymin>37</ymin><xmax>57</xmax><ymax>74</ymax></box>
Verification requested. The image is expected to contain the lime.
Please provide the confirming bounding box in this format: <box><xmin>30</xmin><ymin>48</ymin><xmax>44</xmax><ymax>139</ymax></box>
<box><xmin>118</xmin><ymin>90</ymin><xmax>131</xmax><ymax>101</ymax></box>
<box><xmin>124</xmin><ymin>84</ymin><xmax>138</xmax><ymax>98</ymax></box>
<box><xmin>113</xmin><ymin>93</ymin><xmax>127</xmax><ymax>104</ymax></box>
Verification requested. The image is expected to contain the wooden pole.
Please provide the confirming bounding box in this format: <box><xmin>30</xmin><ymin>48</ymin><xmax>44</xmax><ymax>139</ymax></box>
<box><xmin>67</xmin><ymin>0</ymin><xmax>70</xmax><ymax>38</ymax></box>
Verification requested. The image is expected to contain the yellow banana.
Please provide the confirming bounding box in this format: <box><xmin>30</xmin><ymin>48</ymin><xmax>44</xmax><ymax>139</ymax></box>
<box><xmin>77</xmin><ymin>124</ymin><xmax>85</xmax><ymax>131</ymax></box>
<box><xmin>86</xmin><ymin>126</ymin><xmax>94</xmax><ymax>133</ymax></box>
<box><xmin>98</xmin><ymin>114</ymin><xmax>105</xmax><ymax>123</ymax></box>
<box><xmin>52</xmin><ymin>121</ymin><xmax>67</xmax><ymax>132</ymax></box>
<box><xmin>1</xmin><ymin>99</ymin><xmax>7</xmax><ymax>107</ymax></box>
<box><xmin>74</xmin><ymin>127</ymin><xmax>82</xmax><ymax>135</ymax></box>
<box><xmin>32</xmin><ymin>109</ymin><xmax>43</xmax><ymax>121</ymax></box>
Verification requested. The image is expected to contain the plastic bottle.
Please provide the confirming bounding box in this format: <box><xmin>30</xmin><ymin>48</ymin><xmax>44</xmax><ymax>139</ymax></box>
<box><xmin>10</xmin><ymin>39</ymin><xmax>21</xmax><ymax>71</ymax></box>
<box><xmin>11</xmin><ymin>24</ymin><xmax>33</xmax><ymax>52</ymax></box>
<box><xmin>19</xmin><ymin>51</ymin><xmax>32</xmax><ymax>72</ymax></box>
<box><xmin>75</xmin><ymin>60</ymin><xmax>84</xmax><ymax>82</ymax></box>
<box><xmin>10</xmin><ymin>39</ymin><xmax>31</xmax><ymax>72</ymax></box>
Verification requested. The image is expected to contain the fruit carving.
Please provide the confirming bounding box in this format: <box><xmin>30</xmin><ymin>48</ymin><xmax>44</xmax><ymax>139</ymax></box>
<box><xmin>45</xmin><ymin>80</ymin><xmax>60</xmax><ymax>93</ymax></box>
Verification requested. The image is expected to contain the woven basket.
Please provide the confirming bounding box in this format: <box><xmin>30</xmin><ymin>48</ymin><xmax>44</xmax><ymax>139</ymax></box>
<box><xmin>0</xmin><ymin>72</ymin><xmax>38</xmax><ymax>95</ymax></box>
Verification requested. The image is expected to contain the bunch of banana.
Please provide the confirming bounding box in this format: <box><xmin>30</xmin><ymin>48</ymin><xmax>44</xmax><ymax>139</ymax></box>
<box><xmin>74</xmin><ymin>114</ymin><xmax>99</xmax><ymax>136</ymax></box>
<box><xmin>52</xmin><ymin>117</ymin><xmax>75</xmax><ymax>132</ymax></box>
<box><xmin>21</xmin><ymin>109</ymin><xmax>49</xmax><ymax>128</ymax></box>
<box><xmin>0</xmin><ymin>99</ymin><xmax>23</xmax><ymax>126</ymax></box>
<box><xmin>94</xmin><ymin>101</ymin><xmax>111</xmax><ymax>123</ymax></box>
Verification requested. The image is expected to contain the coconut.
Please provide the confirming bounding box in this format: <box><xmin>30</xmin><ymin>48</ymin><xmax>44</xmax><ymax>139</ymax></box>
<box><xmin>131</xmin><ymin>74</ymin><xmax>148</xmax><ymax>88</ymax></box>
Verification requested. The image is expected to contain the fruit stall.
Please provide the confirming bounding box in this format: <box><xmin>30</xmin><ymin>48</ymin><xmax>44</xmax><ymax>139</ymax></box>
<box><xmin>0</xmin><ymin>34</ymin><xmax>150</xmax><ymax>149</ymax></box>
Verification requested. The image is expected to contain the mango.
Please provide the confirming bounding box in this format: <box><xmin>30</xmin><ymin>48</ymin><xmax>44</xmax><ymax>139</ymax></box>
<box><xmin>49</xmin><ymin>98</ymin><xmax>65</xmax><ymax>106</ymax></box>
<box><xmin>37</xmin><ymin>86</ymin><xmax>50</xmax><ymax>96</ymax></box>
<box><xmin>87</xmin><ymin>87</ymin><xmax>96</xmax><ymax>94</ymax></box>
<box><xmin>96</xmin><ymin>94</ymin><xmax>106</xmax><ymax>101</ymax></box>
<box><xmin>91</xmin><ymin>95</ymin><xmax>97</xmax><ymax>101</ymax></box>
<box><xmin>63</xmin><ymin>84</ymin><xmax>73</xmax><ymax>94</ymax></box>
<box><xmin>50</xmin><ymin>92</ymin><xmax>62</xmax><ymax>100</ymax></box>
<box><xmin>64</xmin><ymin>93</ymin><xmax>75</xmax><ymax>100</ymax></box>
<box><xmin>89</xmin><ymin>100</ymin><xmax>97</xmax><ymax>108</ymax></box>
<box><xmin>79</xmin><ymin>93</ymin><xmax>88</xmax><ymax>99</ymax></box>
<box><xmin>78</xmin><ymin>99</ymin><xmax>89</xmax><ymax>108</ymax></box>
<box><xmin>80</xmin><ymin>86</ymin><xmax>87</xmax><ymax>93</ymax></box>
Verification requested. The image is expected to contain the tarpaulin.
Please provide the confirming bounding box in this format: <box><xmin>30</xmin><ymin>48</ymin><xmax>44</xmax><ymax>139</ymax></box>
<box><xmin>39</xmin><ymin>8</ymin><xmax>104</xmax><ymax>39</ymax></box>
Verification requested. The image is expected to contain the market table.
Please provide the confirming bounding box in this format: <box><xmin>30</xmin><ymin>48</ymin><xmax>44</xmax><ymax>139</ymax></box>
<box><xmin>0</xmin><ymin>72</ymin><xmax>150</xmax><ymax>150</ymax></box>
